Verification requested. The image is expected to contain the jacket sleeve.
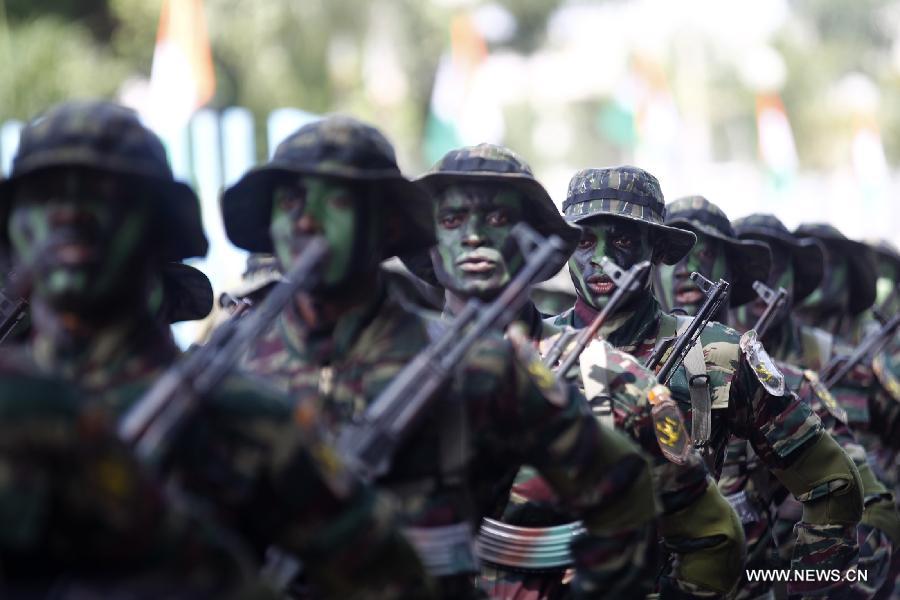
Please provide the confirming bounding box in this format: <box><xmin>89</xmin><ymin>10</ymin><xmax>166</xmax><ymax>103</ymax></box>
<box><xmin>496</xmin><ymin>327</ymin><xmax>660</xmax><ymax>599</ymax></box>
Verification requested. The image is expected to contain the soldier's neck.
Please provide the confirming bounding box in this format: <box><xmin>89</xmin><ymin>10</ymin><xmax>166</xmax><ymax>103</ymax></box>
<box><xmin>293</xmin><ymin>270</ymin><xmax>381</xmax><ymax>333</ymax></box>
<box><xmin>30</xmin><ymin>298</ymin><xmax>172</xmax><ymax>383</ymax></box>
<box><xmin>573</xmin><ymin>293</ymin><xmax>652</xmax><ymax>340</ymax></box>
<box><xmin>443</xmin><ymin>289</ymin><xmax>542</xmax><ymax>338</ymax></box>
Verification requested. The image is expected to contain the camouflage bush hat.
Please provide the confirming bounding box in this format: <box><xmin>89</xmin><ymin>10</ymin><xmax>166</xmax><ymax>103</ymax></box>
<box><xmin>733</xmin><ymin>213</ymin><xmax>824</xmax><ymax>304</ymax></box>
<box><xmin>227</xmin><ymin>253</ymin><xmax>283</xmax><ymax>299</ymax></box>
<box><xmin>221</xmin><ymin>115</ymin><xmax>434</xmax><ymax>259</ymax></box>
<box><xmin>562</xmin><ymin>166</ymin><xmax>696</xmax><ymax>264</ymax></box>
<box><xmin>0</xmin><ymin>100</ymin><xmax>208</xmax><ymax>262</ymax></box>
<box><xmin>794</xmin><ymin>223</ymin><xmax>877</xmax><ymax>315</ymax></box>
<box><xmin>665</xmin><ymin>196</ymin><xmax>771</xmax><ymax>307</ymax></box>
<box><xmin>161</xmin><ymin>262</ymin><xmax>213</xmax><ymax>323</ymax></box>
<box><xmin>403</xmin><ymin>143</ymin><xmax>580</xmax><ymax>285</ymax></box>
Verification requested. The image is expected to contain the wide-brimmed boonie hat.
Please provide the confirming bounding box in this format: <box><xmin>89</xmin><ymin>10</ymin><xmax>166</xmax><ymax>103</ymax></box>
<box><xmin>403</xmin><ymin>143</ymin><xmax>579</xmax><ymax>285</ymax></box>
<box><xmin>161</xmin><ymin>262</ymin><xmax>213</xmax><ymax>323</ymax></box>
<box><xmin>733</xmin><ymin>213</ymin><xmax>824</xmax><ymax>305</ymax></box>
<box><xmin>0</xmin><ymin>100</ymin><xmax>207</xmax><ymax>262</ymax></box>
<box><xmin>794</xmin><ymin>223</ymin><xmax>877</xmax><ymax>315</ymax></box>
<box><xmin>562</xmin><ymin>166</ymin><xmax>696</xmax><ymax>265</ymax></box>
<box><xmin>221</xmin><ymin>115</ymin><xmax>434</xmax><ymax>259</ymax></box>
<box><xmin>665</xmin><ymin>196</ymin><xmax>771</xmax><ymax>307</ymax></box>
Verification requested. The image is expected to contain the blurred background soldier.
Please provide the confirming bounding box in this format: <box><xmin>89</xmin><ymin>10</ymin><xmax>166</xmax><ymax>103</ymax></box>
<box><xmin>0</xmin><ymin>100</ymin><xmax>430</xmax><ymax>598</ymax></box>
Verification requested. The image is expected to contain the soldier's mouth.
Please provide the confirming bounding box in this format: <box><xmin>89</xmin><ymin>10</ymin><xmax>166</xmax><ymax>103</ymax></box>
<box><xmin>675</xmin><ymin>284</ymin><xmax>703</xmax><ymax>305</ymax></box>
<box><xmin>458</xmin><ymin>257</ymin><xmax>497</xmax><ymax>274</ymax></box>
<box><xmin>587</xmin><ymin>275</ymin><xmax>614</xmax><ymax>295</ymax></box>
<box><xmin>51</xmin><ymin>240</ymin><xmax>96</xmax><ymax>266</ymax></box>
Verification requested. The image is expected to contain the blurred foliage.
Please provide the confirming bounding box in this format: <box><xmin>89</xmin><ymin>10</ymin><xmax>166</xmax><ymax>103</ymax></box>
<box><xmin>2</xmin><ymin>0</ymin><xmax>900</xmax><ymax>171</ymax></box>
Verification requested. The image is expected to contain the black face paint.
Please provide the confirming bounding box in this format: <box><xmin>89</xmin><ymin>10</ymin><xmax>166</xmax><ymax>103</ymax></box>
<box><xmin>568</xmin><ymin>216</ymin><xmax>653</xmax><ymax>311</ymax></box>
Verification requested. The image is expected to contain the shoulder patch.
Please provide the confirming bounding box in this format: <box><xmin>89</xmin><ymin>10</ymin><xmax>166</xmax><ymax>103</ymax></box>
<box><xmin>739</xmin><ymin>330</ymin><xmax>785</xmax><ymax>396</ymax></box>
<box><xmin>648</xmin><ymin>384</ymin><xmax>691</xmax><ymax>464</ymax></box>
<box><xmin>872</xmin><ymin>353</ymin><xmax>900</xmax><ymax>404</ymax></box>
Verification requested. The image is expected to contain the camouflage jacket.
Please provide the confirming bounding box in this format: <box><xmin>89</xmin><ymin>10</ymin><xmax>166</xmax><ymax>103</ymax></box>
<box><xmin>2</xmin><ymin>315</ymin><xmax>429</xmax><ymax>599</ymax></box>
<box><xmin>243</xmin><ymin>284</ymin><xmax>659</xmax><ymax>599</ymax></box>
<box><xmin>484</xmin><ymin>305</ymin><xmax>742</xmax><ymax>599</ymax></box>
<box><xmin>555</xmin><ymin>296</ymin><xmax>865</xmax><ymax>596</ymax></box>
<box><xmin>720</xmin><ymin>358</ymin><xmax>895</xmax><ymax>599</ymax></box>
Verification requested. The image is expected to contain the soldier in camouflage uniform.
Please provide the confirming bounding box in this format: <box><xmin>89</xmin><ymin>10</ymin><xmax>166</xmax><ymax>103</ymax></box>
<box><xmin>0</xmin><ymin>100</ymin><xmax>431</xmax><ymax>598</ymax></box>
<box><xmin>225</xmin><ymin>117</ymin><xmax>660</xmax><ymax>599</ymax></box>
<box><xmin>553</xmin><ymin>166</ymin><xmax>864</xmax><ymax>598</ymax></box>
<box><xmin>410</xmin><ymin>144</ymin><xmax>744</xmax><ymax>599</ymax></box>
<box><xmin>664</xmin><ymin>203</ymin><xmax>897</xmax><ymax>598</ymax></box>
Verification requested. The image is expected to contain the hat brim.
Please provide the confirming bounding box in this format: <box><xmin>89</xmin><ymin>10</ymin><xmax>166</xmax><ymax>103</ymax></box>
<box><xmin>221</xmin><ymin>164</ymin><xmax>435</xmax><ymax>259</ymax></box>
<box><xmin>667</xmin><ymin>218</ymin><xmax>771</xmax><ymax>307</ymax></box>
<box><xmin>416</xmin><ymin>171</ymin><xmax>582</xmax><ymax>251</ymax></box>
<box><xmin>0</xmin><ymin>157</ymin><xmax>208</xmax><ymax>262</ymax></box>
<box><xmin>401</xmin><ymin>171</ymin><xmax>580</xmax><ymax>287</ymax></box>
<box><xmin>565</xmin><ymin>211</ymin><xmax>697</xmax><ymax>265</ymax></box>
<box><xmin>736</xmin><ymin>226</ymin><xmax>824</xmax><ymax>305</ymax></box>
<box><xmin>793</xmin><ymin>228</ymin><xmax>877</xmax><ymax>315</ymax></box>
<box><xmin>161</xmin><ymin>262</ymin><xmax>213</xmax><ymax>323</ymax></box>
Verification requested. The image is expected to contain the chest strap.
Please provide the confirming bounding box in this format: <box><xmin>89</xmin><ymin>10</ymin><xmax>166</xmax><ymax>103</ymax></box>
<box><xmin>674</xmin><ymin>318</ymin><xmax>713</xmax><ymax>450</ymax></box>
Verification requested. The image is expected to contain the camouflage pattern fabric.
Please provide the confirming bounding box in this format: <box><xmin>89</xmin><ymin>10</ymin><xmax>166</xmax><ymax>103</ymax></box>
<box><xmin>554</xmin><ymin>295</ymin><xmax>865</xmax><ymax>597</ymax></box>
<box><xmin>243</xmin><ymin>281</ymin><xmax>660</xmax><ymax>599</ymax></box>
<box><xmin>482</xmin><ymin>314</ymin><xmax>744</xmax><ymax>599</ymax></box>
<box><xmin>561</xmin><ymin>167</ymin><xmax>696</xmax><ymax>266</ymax></box>
<box><xmin>10</xmin><ymin>316</ymin><xmax>431</xmax><ymax>599</ymax></box>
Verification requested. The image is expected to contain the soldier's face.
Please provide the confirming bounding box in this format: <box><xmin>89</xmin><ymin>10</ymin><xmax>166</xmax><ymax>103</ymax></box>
<box><xmin>658</xmin><ymin>229</ymin><xmax>729</xmax><ymax>316</ymax></box>
<box><xmin>9</xmin><ymin>168</ymin><xmax>153</xmax><ymax>311</ymax></box>
<box><xmin>431</xmin><ymin>184</ymin><xmax>525</xmax><ymax>300</ymax></box>
<box><xmin>269</xmin><ymin>176</ymin><xmax>376</xmax><ymax>290</ymax></box>
<box><xmin>732</xmin><ymin>239</ymin><xmax>794</xmax><ymax>331</ymax></box>
<box><xmin>568</xmin><ymin>217</ymin><xmax>652</xmax><ymax>310</ymax></box>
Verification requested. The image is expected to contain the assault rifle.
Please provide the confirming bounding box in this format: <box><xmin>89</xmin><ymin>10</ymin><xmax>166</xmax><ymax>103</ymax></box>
<box><xmin>750</xmin><ymin>281</ymin><xmax>789</xmax><ymax>339</ymax></box>
<box><xmin>646</xmin><ymin>272</ymin><xmax>730</xmax><ymax>384</ymax></box>
<box><xmin>119</xmin><ymin>238</ymin><xmax>328</xmax><ymax>465</ymax></box>
<box><xmin>542</xmin><ymin>257</ymin><xmax>651</xmax><ymax>374</ymax></box>
<box><xmin>336</xmin><ymin>223</ymin><xmax>568</xmax><ymax>482</ymax></box>
<box><xmin>821</xmin><ymin>312</ymin><xmax>900</xmax><ymax>389</ymax></box>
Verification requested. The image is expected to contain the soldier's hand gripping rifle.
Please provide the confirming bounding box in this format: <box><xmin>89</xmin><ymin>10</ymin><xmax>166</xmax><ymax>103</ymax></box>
<box><xmin>646</xmin><ymin>272</ymin><xmax>730</xmax><ymax>383</ymax></box>
<box><xmin>118</xmin><ymin>238</ymin><xmax>328</xmax><ymax>466</ymax></box>
<box><xmin>336</xmin><ymin>223</ymin><xmax>568</xmax><ymax>482</ymax></box>
<box><xmin>750</xmin><ymin>281</ymin><xmax>788</xmax><ymax>339</ymax></box>
<box><xmin>542</xmin><ymin>257</ymin><xmax>651</xmax><ymax>373</ymax></box>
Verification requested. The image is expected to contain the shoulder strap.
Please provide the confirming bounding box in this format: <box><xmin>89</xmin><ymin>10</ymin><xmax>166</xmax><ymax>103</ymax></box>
<box><xmin>578</xmin><ymin>340</ymin><xmax>615</xmax><ymax>428</ymax></box>
<box><xmin>675</xmin><ymin>316</ymin><xmax>713</xmax><ymax>448</ymax></box>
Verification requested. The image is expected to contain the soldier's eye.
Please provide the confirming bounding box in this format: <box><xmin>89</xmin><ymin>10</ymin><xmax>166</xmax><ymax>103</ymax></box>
<box><xmin>612</xmin><ymin>236</ymin><xmax>633</xmax><ymax>250</ymax></box>
<box><xmin>486</xmin><ymin>211</ymin><xmax>509</xmax><ymax>227</ymax></box>
<box><xmin>577</xmin><ymin>235</ymin><xmax>596</xmax><ymax>250</ymax></box>
<box><xmin>439</xmin><ymin>213</ymin><xmax>464</xmax><ymax>229</ymax></box>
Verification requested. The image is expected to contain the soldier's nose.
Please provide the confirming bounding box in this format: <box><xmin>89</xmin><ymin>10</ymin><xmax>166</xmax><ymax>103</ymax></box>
<box><xmin>294</xmin><ymin>212</ymin><xmax>320</xmax><ymax>234</ymax></box>
<box><xmin>462</xmin><ymin>232</ymin><xmax>485</xmax><ymax>248</ymax></box>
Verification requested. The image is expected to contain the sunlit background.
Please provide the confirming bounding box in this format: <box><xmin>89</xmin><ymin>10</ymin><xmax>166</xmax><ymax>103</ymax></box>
<box><xmin>0</xmin><ymin>0</ymin><xmax>898</xmax><ymax>342</ymax></box>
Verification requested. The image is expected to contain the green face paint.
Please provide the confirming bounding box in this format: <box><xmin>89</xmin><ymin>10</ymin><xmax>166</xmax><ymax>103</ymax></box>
<box><xmin>8</xmin><ymin>168</ymin><xmax>152</xmax><ymax>311</ymax></box>
<box><xmin>432</xmin><ymin>184</ymin><xmax>525</xmax><ymax>300</ymax></box>
<box><xmin>659</xmin><ymin>230</ymin><xmax>729</xmax><ymax>316</ymax></box>
<box><xmin>568</xmin><ymin>217</ymin><xmax>653</xmax><ymax>310</ymax></box>
<box><xmin>269</xmin><ymin>176</ymin><xmax>373</xmax><ymax>290</ymax></box>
